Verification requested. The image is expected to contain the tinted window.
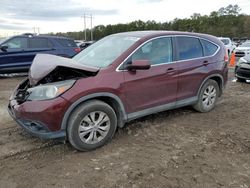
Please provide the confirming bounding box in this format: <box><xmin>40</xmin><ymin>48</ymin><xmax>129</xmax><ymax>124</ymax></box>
<box><xmin>201</xmin><ymin>39</ymin><xmax>218</xmax><ymax>56</ymax></box>
<box><xmin>176</xmin><ymin>37</ymin><xmax>203</xmax><ymax>60</ymax></box>
<box><xmin>131</xmin><ymin>37</ymin><xmax>173</xmax><ymax>65</ymax></box>
<box><xmin>29</xmin><ymin>38</ymin><xmax>53</xmax><ymax>48</ymax></box>
<box><xmin>57</xmin><ymin>39</ymin><xmax>77</xmax><ymax>47</ymax></box>
<box><xmin>3</xmin><ymin>37</ymin><xmax>28</xmax><ymax>49</ymax></box>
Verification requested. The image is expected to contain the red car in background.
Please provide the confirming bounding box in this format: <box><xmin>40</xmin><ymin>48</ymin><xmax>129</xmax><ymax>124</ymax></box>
<box><xmin>8</xmin><ymin>31</ymin><xmax>228</xmax><ymax>151</ymax></box>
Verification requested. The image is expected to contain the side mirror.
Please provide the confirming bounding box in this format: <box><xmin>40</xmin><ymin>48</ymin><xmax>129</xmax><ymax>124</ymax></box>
<box><xmin>127</xmin><ymin>60</ymin><xmax>151</xmax><ymax>71</ymax></box>
<box><xmin>0</xmin><ymin>45</ymin><xmax>8</xmax><ymax>52</ymax></box>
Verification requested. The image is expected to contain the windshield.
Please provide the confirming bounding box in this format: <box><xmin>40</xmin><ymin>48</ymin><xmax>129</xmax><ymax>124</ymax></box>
<box><xmin>220</xmin><ymin>39</ymin><xmax>230</xmax><ymax>45</ymax></box>
<box><xmin>240</xmin><ymin>42</ymin><xmax>250</xmax><ymax>47</ymax></box>
<box><xmin>73</xmin><ymin>35</ymin><xmax>140</xmax><ymax>68</ymax></box>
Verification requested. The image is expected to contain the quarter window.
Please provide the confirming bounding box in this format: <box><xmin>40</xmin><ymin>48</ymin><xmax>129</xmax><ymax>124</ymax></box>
<box><xmin>57</xmin><ymin>39</ymin><xmax>77</xmax><ymax>47</ymax></box>
<box><xmin>201</xmin><ymin>39</ymin><xmax>218</xmax><ymax>56</ymax></box>
<box><xmin>176</xmin><ymin>37</ymin><xmax>203</xmax><ymax>60</ymax></box>
<box><xmin>131</xmin><ymin>37</ymin><xmax>173</xmax><ymax>65</ymax></box>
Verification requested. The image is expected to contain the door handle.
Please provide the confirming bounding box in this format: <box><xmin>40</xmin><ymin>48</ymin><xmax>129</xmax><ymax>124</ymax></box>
<box><xmin>166</xmin><ymin>68</ymin><xmax>175</xmax><ymax>74</ymax></box>
<box><xmin>203</xmin><ymin>60</ymin><xmax>209</xmax><ymax>66</ymax></box>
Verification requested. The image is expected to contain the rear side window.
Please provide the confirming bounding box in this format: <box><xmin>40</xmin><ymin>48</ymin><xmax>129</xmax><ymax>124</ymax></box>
<box><xmin>176</xmin><ymin>37</ymin><xmax>203</xmax><ymax>61</ymax></box>
<box><xmin>29</xmin><ymin>38</ymin><xmax>53</xmax><ymax>48</ymax></box>
<box><xmin>201</xmin><ymin>39</ymin><xmax>218</xmax><ymax>56</ymax></box>
<box><xmin>56</xmin><ymin>39</ymin><xmax>77</xmax><ymax>47</ymax></box>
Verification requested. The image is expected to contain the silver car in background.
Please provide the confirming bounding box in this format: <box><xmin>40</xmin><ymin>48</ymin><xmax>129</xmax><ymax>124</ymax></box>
<box><xmin>218</xmin><ymin>37</ymin><xmax>236</xmax><ymax>55</ymax></box>
<box><xmin>235</xmin><ymin>54</ymin><xmax>250</xmax><ymax>82</ymax></box>
<box><xmin>235</xmin><ymin>41</ymin><xmax>250</xmax><ymax>57</ymax></box>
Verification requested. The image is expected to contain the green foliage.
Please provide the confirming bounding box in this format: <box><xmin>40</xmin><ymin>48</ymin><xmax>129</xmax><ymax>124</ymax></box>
<box><xmin>52</xmin><ymin>4</ymin><xmax>250</xmax><ymax>40</ymax></box>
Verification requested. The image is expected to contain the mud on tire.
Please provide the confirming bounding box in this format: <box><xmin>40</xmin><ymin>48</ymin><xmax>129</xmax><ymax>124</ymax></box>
<box><xmin>193</xmin><ymin>79</ymin><xmax>219</xmax><ymax>113</ymax></box>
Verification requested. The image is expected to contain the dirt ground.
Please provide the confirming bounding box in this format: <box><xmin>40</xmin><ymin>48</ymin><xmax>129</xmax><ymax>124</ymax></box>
<box><xmin>0</xmin><ymin>71</ymin><xmax>249</xmax><ymax>188</ymax></box>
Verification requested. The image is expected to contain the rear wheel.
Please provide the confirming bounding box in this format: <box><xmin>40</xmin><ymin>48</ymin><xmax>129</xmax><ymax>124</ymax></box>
<box><xmin>67</xmin><ymin>100</ymin><xmax>117</xmax><ymax>151</ymax></box>
<box><xmin>193</xmin><ymin>79</ymin><xmax>219</xmax><ymax>113</ymax></box>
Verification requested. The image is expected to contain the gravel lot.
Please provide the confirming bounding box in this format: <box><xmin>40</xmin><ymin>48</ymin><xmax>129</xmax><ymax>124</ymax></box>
<box><xmin>0</xmin><ymin>71</ymin><xmax>249</xmax><ymax>188</ymax></box>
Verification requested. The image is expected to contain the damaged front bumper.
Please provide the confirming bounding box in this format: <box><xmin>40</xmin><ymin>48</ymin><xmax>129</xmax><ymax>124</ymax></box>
<box><xmin>8</xmin><ymin>82</ymin><xmax>71</xmax><ymax>139</ymax></box>
<box><xmin>8</xmin><ymin>105</ymin><xmax>66</xmax><ymax>139</ymax></box>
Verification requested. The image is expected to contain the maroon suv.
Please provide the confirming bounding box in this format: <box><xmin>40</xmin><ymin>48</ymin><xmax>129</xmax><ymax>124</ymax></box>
<box><xmin>8</xmin><ymin>31</ymin><xmax>228</xmax><ymax>151</ymax></box>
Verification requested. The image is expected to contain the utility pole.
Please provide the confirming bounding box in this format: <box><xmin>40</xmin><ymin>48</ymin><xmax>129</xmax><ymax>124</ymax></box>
<box><xmin>83</xmin><ymin>13</ymin><xmax>87</xmax><ymax>41</ymax></box>
<box><xmin>82</xmin><ymin>13</ymin><xmax>94</xmax><ymax>41</ymax></box>
<box><xmin>33</xmin><ymin>27</ymin><xmax>40</xmax><ymax>35</ymax></box>
<box><xmin>90</xmin><ymin>14</ymin><xmax>93</xmax><ymax>41</ymax></box>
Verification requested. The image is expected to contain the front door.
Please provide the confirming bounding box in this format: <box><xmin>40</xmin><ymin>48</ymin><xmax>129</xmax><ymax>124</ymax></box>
<box><xmin>0</xmin><ymin>37</ymin><xmax>30</xmax><ymax>71</ymax></box>
<box><xmin>122</xmin><ymin>37</ymin><xmax>178</xmax><ymax>114</ymax></box>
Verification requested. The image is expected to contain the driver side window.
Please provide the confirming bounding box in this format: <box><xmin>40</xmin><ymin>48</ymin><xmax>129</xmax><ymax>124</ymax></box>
<box><xmin>130</xmin><ymin>37</ymin><xmax>173</xmax><ymax>65</ymax></box>
<box><xmin>3</xmin><ymin>37</ymin><xmax>28</xmax><ymax>49</ymax></box>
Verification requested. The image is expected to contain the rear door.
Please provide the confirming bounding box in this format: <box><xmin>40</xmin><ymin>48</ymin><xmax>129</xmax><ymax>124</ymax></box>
<box><xmin>174</xmin><ymin>36</ymin><xmax>218</xmax><ymax>101</ymax></box>
<box><xmin>122</xmin><ymin>37</ymin><xmax>178</xmax><ymax>114</ymax></box>
<box><xmin>24</xmin><ymin>37</ymin><xmax>57</xmax><ymax>59</ymax></box>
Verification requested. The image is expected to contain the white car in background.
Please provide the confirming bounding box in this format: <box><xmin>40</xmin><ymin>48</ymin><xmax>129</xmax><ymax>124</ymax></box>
<box><xmin>234</xmin><ymin>41</ymin><xmax>250</xmax><ymax>57</ymax></box>
<box><xmin>218</xmin><ymin>37</ymin><xmax>236</xmax><ymax>55</ymax></box>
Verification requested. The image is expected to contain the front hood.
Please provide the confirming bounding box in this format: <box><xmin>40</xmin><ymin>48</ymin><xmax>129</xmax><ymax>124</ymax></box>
<box><xmin>29</xmin><ymin>54</ymin><xmax>99</xmax><ymax>86</ymax></box>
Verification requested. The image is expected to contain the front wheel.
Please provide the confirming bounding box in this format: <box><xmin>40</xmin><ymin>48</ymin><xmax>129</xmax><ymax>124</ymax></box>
<box><xmin>193</xmin><ymin>79</ymin><xmax>219</xmax><ymax>113</ymax></box>
<box><xmin>67</xmin><ymin>100</ymin><xmax>117</xmax><ymax>151</ymax></box>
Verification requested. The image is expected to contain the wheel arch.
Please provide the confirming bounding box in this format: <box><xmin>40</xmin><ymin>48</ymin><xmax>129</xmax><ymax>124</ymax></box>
<box><xmin>61</xmin><ymin>93</ymin><xmax>127</xmax><ymax>130</ymax></box>
<box><xmin>198</xmin><ymin>74</ymin><xmax>224</xmax><ymax>97</ymax></box>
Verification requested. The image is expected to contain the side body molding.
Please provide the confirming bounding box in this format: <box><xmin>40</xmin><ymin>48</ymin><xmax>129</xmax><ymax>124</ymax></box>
<box><xmin>60</xmin><ymin>93</ymin><xmax>127</xmax><ymax>130</ymax></box>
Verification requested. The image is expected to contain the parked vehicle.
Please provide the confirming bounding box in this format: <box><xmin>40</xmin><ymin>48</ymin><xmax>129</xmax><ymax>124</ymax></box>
<box><xmin>8</xmin><ymin>31</ymin><xmax>228</xmax><ymax>151</ymax></box>
<box><xmin>235</xmin><ymin>54</ymin><xmax>250</xmax><ymax>82</ymax></box>
<box><xmin>234</xmin><ymin>41</ymin><xmax>250</xmax><ymax>57</ymax></box>
<box><xmin>75</xmin><ymin>40</ymin><xmax>94</xmax><ymax>50</ymax></box>
<box><xmin>0</xmin><ymin>33</ymin><xmax>81</xmax><ymax>73</ymax></box>
<box><xmin>218</xmin><ymin>37</ymin><xmax>236</xmax><ymax>55</ymax></box>
<box><xmin>79</xmin><ymin>41</ymin><xmax>95</xmax><ymax>50</ymax></box>
<box><xmin>75</xmin><ymin>40</ymin><xmax>85</xmax><ymax>47</ymax></box>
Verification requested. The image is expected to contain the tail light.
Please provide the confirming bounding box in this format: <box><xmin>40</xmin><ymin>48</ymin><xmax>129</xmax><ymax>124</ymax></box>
<box><xmin>74</xmin><ymin>47</ymin><xmax>81</xmax><ymax>53</ymax></box>
<box><xmin>224</xmin><ymin>48</ymin><xmax>229</xmax><ymax>62</ymax></box>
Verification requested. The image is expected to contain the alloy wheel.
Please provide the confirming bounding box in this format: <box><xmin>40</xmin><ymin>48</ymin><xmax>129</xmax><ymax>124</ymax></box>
<box><xmin>202</xmin><ymin>85</ymin><xmax>217</xmax><ymax>109</ymax></box>
<box><xmin>78</xmin><ymin>111</ymin><xmax>111</xmax><ymax>144</ymax></box>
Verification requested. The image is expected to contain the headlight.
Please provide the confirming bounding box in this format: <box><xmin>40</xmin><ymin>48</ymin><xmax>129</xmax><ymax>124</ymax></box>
<box><xmin>27</xmin><ymin>80</ymin><xmax>75</xmax><ymax>101</ymax></box>
<box><xmin>237</xmin><ymin>58</ymin><xmax>247</xmax><ymax>65</ymax></box>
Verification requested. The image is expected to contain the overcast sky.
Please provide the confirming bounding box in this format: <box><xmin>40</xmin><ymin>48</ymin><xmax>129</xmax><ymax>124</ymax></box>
<box><xmin>0</xmin><ymin>0</ymin><xmax>250</xmax><ymax>36</ymax></box>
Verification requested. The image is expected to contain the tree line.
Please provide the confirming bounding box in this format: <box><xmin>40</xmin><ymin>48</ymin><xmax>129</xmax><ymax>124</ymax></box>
<box><xmin>51</xmin><ymin>4</ymin><xmax>250</xmax><ymax>40</ymax></box>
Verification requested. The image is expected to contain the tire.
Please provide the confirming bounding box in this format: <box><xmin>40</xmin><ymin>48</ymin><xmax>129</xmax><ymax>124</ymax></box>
<box><xmin>236</xmin><ymin>77</ymin><xmax>246</xmax><ymax>83</ymax></box>
<box><xmin>193</xmin><ymin>79</ymin><xmax>219</xmax><ymax>113</ymax></box>
<box><xmin>67</xmin><ymin>100</ymin><xmax>117</xmax><ymax>151</ymax></box>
